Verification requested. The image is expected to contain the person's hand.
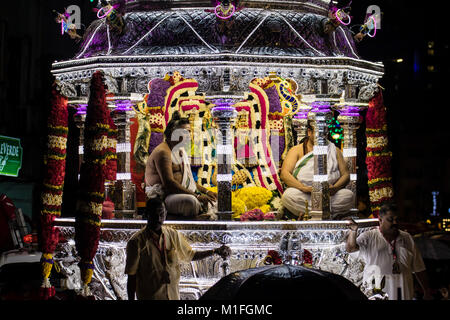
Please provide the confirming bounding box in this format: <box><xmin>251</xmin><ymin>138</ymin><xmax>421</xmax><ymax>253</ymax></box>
<box><xmin>214</xmin><ymin>245</ymin><xmax>231</xmax><ymax>259</ymax></box>
<box><xmin>299</xmin><ymin>186</ymin><xmax>313</xmax><ymax>194</ymax></box>
<box><xmin>206</xmin><ymin>191</ymin><xmax>218</xmax><ymax>201</ymax></box>
<box><xmin>329</xmin><ymin>185</ymin><xmax>338</xmax><ymax>196</ymax></box>
<box><xmin>197</xmin><ymin>194</ymin><xmax>215</xmax><ymax>206</ymax></box>
<box><xmin>348</xmin><ymin>218</ymin><xmax>358</xmax><ymax>232</ymax></box>
<box><xmin>354</xmin><ymin>33</ymin><xmax>365</xmax><ymax>42</ymax></box>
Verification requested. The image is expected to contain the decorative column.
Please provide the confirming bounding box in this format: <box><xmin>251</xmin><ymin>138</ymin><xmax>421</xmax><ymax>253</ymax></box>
<box><xmin>337</xmin><ymin>105</ymin><xmax>361</xmax><ymax>214</ymax></box>
<box><xmin>211</xmin><ymin>99</ymin><xmax>237</xmax><ymax>221</ymax></box>
<box><xmin>292</xmin><ymin>104</ymin><xmax>312</xmax><ymax>144</ymax></box>
<box><xmin>110</xmin><ymin>100</ymin><xmax>136</xmax><ymax>219</ymax></box>
<box><xmin>308</xmin><ymin>102</ymin><xmax>332</xmax><ymax>220</ymax></box>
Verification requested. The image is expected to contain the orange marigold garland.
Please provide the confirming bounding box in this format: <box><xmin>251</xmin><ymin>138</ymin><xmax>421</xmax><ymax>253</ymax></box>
<box><xmin>75</xmin><ymin>71</ymin><xmax>110</xmax><ymax>298</ymax></box>
<box><xmin>365</xmin><ymin>90</ymin><xmax>394</xmax><ymax>218</ymax></box>
<box><xmin>38</xmin><ymin>82</ymin><xmax>68</xmax><ymax>300</ymax></box>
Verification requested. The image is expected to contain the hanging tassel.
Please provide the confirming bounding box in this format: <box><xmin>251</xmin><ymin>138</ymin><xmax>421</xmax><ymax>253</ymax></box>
<box><xmin>77</xmin><ymin>260</ymin><xmax>96</xmax><ymax>300</ymax></box>
<box><xmin>38</xmin><ymin>253</ymin><xmax>56</xmax><ymax>300</ymax></box>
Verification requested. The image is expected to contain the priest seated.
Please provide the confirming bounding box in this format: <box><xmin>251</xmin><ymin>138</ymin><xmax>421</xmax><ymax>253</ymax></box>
<box><xmin>144</xmin><ymin>111</ymin><xmax>217</xmax><ymax>220</ymax></box>
<box><xmin>280</xmin><ymin>122</ymin><xmax>354</xmax><ymax>219</ymax></box>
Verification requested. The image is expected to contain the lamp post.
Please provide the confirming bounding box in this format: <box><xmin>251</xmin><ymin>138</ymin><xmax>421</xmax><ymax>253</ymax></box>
<box><xmin>211</xmin><ymin>99</ymin><xmax>237</xmax><ymax>220</ymax></box>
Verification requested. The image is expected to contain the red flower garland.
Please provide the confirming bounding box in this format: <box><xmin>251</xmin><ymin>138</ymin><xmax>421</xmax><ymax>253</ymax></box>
<box><xmin>38</xmin><ymin>82</ymin><xmax>68</xmax><ymax>299</ymax></box>
<box><xmin>302</xmin><ymin>249</ymin><xmax>313</xmax><ymax>267</ymax></box>
<box><xmin>264</xmin><ymin>250</ymin><xmax>283</xmax><ymax>265</ymax></box>
<box><xmin>75</xmin><ymin>71</ymin><xmax>111</xmax><ymax>297</ymax></box>
<box><xmin>365</xmin><ymin>91</ymin><xmax>394</xmax><ymax>217</ymax></box>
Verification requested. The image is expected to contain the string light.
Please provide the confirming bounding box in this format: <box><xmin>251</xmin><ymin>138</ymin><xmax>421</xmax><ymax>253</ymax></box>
<box><xmin>116</xmin><ymin>173</ymin><xmax>131</xmax><ymax>180</ymax></box>
<box><xmin>97</xmin><ymin>6</ymin><xmax>113</xmax><ymax>19</ymax></box>
<box><xmin>343</xmin><ymin>148</ymin><xmax>357</xmax><ymax>158</ymax></box>
<box><xmin>217</xmin><ymin>174</ymin><xmax>233</xmax><ymax>182</ymax></box>
<box><xmin>367</xmin><ymin>15</ymin><xmax>377</xmax><ymax>38</ymax></box>
<box><xmin>431</xmin><ymin>191</ymin><xmax>439</xmax><ymax>217</ymax></box>
<box><xmin>335</xmin><ymin>9</ymin><xmax>351</xmax><ymax>26</ymax></box>
<box><xmin>326</xmin><ymin>117</ymin><xmax>343</xmax><ymax>144</ymax></box>
<box><xmin>214</xmin><ymin>3</ymin><xmax>236</xmax><ymax>20</ymax></box>
<box><xmin>217</xmin><ymin>144</ymin><xmax>233</xmax><ymax>155</ymax></box>
<box><xmin>313</xmin><ymin>174</ymin><xmax>328</xmax><ymax>182</ymax></box>
<box><xmin>313</xmin><ymin>146</ymin><xmax>328</xmax><ymax>155</ymax></box>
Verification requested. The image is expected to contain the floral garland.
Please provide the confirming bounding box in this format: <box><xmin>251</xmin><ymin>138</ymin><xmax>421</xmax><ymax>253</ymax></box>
<box><xmin>365</xmin><ymin>91</ymin><xmax>394</xmax><ymax>217</ymax></box>
<box><xmin>240</xmin><ymin>208</ymin><xmax>275</xmax><ymax>221</ymax></box>
<box><xmin>263</xmin><ymin>250</ymin><xmax>283</xmax><ymax>265</ymax></box>
<box><xmin>262</xmin><ymin>249</ymin><xmax>313</xmax><ymax>267</ymax></box>
<box><xmin>75</xmin><ymin>71</ymin><xmax>111</xmax><ymax>298</ymax></box>
<box><xmin>302</xmin><ymin>249</ymin><xmax>313</xmax><ymax>267</ymax></box>
<box><xmin>38</xmin><ymin>82</ymin><xmax>68</xmax><ymax>299</ymax></box>
<box><xmin>207</xmin><ymin>186</ymin><xmax>276</xmax><ymax>220</ymax></box>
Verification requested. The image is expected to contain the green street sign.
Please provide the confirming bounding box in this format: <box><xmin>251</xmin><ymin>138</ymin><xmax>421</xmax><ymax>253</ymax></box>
<box><xmin>0</xmin><ymin>135</ymin><xmax>23</xmax><ymax>177</ymax></box>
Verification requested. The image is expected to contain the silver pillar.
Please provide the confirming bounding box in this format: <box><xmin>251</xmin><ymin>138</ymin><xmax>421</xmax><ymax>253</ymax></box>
<box><xmin>211</xmin><ymin>99</ymin><xmax>237</xmax><ymax>220</ymax></box>
<box><xmin>337</xmin><ymin>106</ymin><xmax>361</xmax><ymax>214</ymax></box>
<box><xmin>109</xmin><ymin>101</ymin><xmax>136</xmax><ymax>219</ymax></box>
<box><xmin>308</xmin><ymin>102</ymin><xmax>332</xmax><ymax>220</ymax></box>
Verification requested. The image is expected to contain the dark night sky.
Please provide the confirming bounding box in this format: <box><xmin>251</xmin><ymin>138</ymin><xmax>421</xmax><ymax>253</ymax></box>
<box><xmin>0</xmin><ymin>0</ymin><xmax>448</xmax><ymax>222</ymax></box>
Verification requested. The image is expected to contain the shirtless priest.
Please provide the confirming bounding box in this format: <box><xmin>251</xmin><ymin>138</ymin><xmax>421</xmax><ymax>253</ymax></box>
<box><xmin>280</xmin><ymin>121</ymin><xmax>353</xmax><ymax>219</ymax></box>
<box><xmin>145</xmin><ymin>111</ymin><xmax>217</xmax><ymax>220</ymax></box>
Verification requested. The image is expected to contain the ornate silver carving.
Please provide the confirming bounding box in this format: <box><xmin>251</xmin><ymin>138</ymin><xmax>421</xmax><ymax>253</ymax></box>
<box><xmin>53</xmin><ymin>218</ymin><xmax>378</xmax><ymax>300</ymax></box>
<box><xmin>358</xmin><ymin>84</ymin><xmax>379</xmax><ymax>102</ymax></box>
<box><xmin>55</xmin><ymin>80</ymin><xmax>77</xmax><ymax>98</ymax></box>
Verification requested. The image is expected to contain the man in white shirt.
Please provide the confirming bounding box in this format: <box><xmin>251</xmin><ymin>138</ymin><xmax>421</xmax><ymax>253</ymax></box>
<box><xmin>346</xmin><ymin>203</ymin><xmax>433</xmax><ymax>300</ymax></box>
<box><xmin>125</xmin><ymin>197</ymin><xmax>231</xmax><ymax>300</ymax></box>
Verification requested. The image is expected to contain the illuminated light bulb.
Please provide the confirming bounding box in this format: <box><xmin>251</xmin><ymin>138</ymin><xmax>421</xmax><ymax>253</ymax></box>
<box><xmin>116</xmin><ymin>173</ymin><xmax>131</xmax><ymax>180</ymax></box>
<box><xmin>217</xmin><ymin>174</ymin><xmax>233</xmax><ymax>182</ymax></box>
<box><xmin>313</xmin><ymin>146</ymin><xmax>328</xmax><ymax>155</ymax></box>
<box><xmin>313</xmin><ymin>175</ymin><xmax>328</xmax><ymax>182</ymax></box>
<box><xmin>116</xmin><ymin>142</ymin><xmax>131</xmax><ymax>153</ymax></box>
<box><xmin>217</xmin><ymin>144</ymin><xmax>233</xmax><ymax>155</ymax></box>
<box><xmin>343</xmin><ymin>148</ymin><xmax>357</xmax><ymax>158</ymax></box>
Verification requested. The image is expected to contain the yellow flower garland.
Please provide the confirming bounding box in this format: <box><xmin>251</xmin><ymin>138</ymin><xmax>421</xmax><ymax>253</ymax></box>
<box><xmin>369</xmin><ymin>187</ymin><xmax>394</xmax><ymax>203</ymax></box>
<box><xmin>47</xmin><ymin>135</ymin><xmax>68</xmax><ymax>150</ymax></box>
<box><xmin>42</xmin><ymin>193</ymin><xmax>63</xmax><ymax>207</ymax></box>
<box><xmin>207</xmin><ymin>186</ymin><xmax>274</xmax><ymax>219</ymax></box>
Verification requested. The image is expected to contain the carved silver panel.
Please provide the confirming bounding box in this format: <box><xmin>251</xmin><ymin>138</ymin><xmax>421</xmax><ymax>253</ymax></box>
<box><xmin>54</xmin><ymin>218</ymin><xmax>377</xmax><ymax>300</ymax></box>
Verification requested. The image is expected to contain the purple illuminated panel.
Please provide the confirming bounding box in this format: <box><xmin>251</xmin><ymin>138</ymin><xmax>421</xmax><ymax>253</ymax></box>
<box><xmin>310</xmin><ymin>102</ymin><xmax>331</xmax><ymax>113</ymax></box>
<box><xmin>212</xmin><ymin>98</ymin><xmax>234</xmax><ymax>109</ymax></box>
<box><xmin>339</xmin><ymin>106</ymin><xmax>360</xmax><ymax>117</ymax></box>
<box><xmin>115</xmin><ymin>100</ymin><xmax>134</xmax><ymax>111</ymax></box>
<box><xmin>76</xmin><ymin>104</ymin><xmax>88</xmax><ymax>115</ymax></box>
<box><xmin>294</xmin><ymin>111</ymin><xmax>309</xmax><ymax>119</ymax></box>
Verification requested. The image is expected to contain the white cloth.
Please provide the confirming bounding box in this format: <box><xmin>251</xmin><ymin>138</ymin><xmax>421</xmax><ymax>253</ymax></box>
<box><xmin>145</xmin><ymin>184</ymin><xmax>165</xmax><ymax>199</ymax></box>
<box><xmin>171</xmin><ymin>147</ymin><xmax>196</xmax><ymax>193</ymax></box>
<box><xmin>356</xmin><ymin>229</ymin><xmax>426</xmax><ymax>300</ymax></box>
<box><xmin>292</xmin><ymin>142</ymin><xmax>340</xmax><ymax>186</ymax></box>
<box><xmin>125</xmin><ymin>226</ymin><xmax>195</xmax><ymax>300</ymax></box>
<box><xmin>281</xmin><ymin>142</ymin><xmax>353</xmax><ymax>216</ymax></box>
<box><xmin>164</xmin><ymin>194</ymin><xmax>202</xmax><ymax>217</ymax></box>
<box><xmin>147</xmin><ymin>147</ymin><xmax>217</xmax><ymax>219</ymax></box>
<box><xmin>281</xmin><ymin>187</ymin><xmax>353</xmax><ymax>216</ymax></box>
